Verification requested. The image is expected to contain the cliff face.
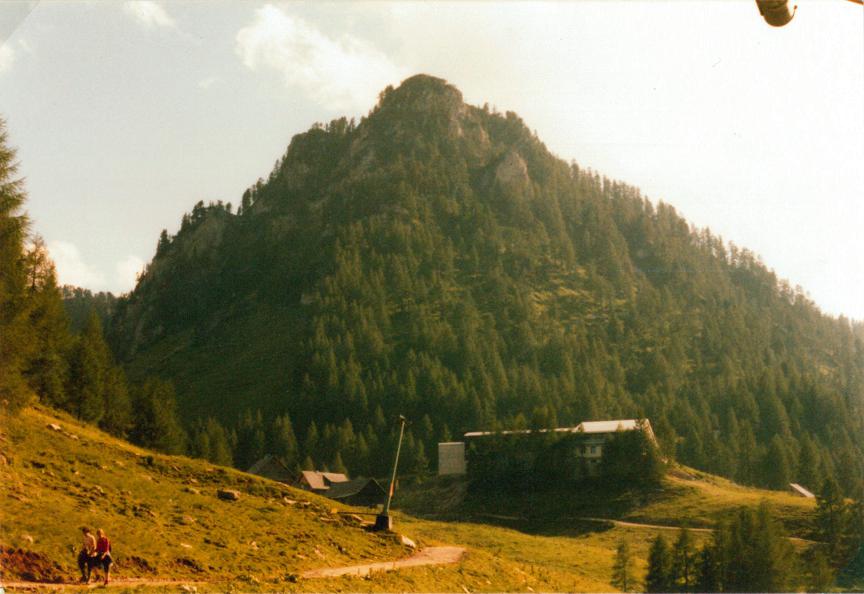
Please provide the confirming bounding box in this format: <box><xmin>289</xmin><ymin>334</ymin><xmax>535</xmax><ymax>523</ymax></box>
<box><xmin>111</xmin><ymin>74</ymin><xmax>864</xmax><ymax>490</ymax></box>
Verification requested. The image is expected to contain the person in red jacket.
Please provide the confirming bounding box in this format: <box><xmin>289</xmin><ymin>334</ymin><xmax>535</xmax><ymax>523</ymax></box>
<box><xmin>94</xmin><ymin>528</ymin><xmax>113</xmax><ymax>585</ymax></box>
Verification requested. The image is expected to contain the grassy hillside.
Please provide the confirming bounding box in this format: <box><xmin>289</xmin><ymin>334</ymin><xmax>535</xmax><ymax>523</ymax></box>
<box><xmin>395</xmin><ymin>469</ymin><xmax>818</xmax><ymax>540</ymax></box>
<box><xmin>0</xmin><ymin>405</ymin><xmax>409</xmax><ymax>590</ymax></box>
<box><xmin>0</xmin><ymin>405</ymin><xmax>630</xmax><ymax>592</ymax></box>
<box><xmin>1</xmin><ymin>404</ymin><xmax>823</xmax><ymax>592</ymax></box>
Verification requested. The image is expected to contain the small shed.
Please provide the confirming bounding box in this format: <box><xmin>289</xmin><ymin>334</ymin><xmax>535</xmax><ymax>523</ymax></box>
<box><xmin>325</xmin><ymin>477</ymin><xmax>386</xmax><ymax>507</ymax></box>
<box><xmin>246</xmin><ymin>454</ymin><xmax>293</xmax><ymax>484</ymax></box>
<box><xmin>789</xmin><ymin>483</ymin><xmax>816</xmax><ymax>499</ymax></box>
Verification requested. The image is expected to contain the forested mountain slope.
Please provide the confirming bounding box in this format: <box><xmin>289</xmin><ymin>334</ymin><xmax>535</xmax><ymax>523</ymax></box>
<box><xmin>110</xmin><ymin>75</ymin><xmax>864</xmax><ymax>493</ymax></box>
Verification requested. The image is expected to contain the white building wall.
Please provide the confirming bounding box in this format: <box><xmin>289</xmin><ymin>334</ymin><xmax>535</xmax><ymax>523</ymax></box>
<box><xmin>438</xmin><ymin>442</ymin><xmax>466</xmax><ymax>476</ymax></box>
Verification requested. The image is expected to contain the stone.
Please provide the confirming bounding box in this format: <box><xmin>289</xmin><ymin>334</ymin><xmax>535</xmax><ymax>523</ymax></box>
<box><xmin>399</xmin><ymin>535</ymin><xmax>417</xmax><ymax>549</ymax></box>
<box><xmin>47</xmin><ymin>423</ymin><xmax>62</xmax><ymax>431</ymax></box>
<box><xmin>21</xmin><ymin>534</ymin><xmax>34</xmax><ymax>544</ymax></box>
<box><xmin>180</xmin><ymin>585</ymin><xmax>198</xmax><ymax>593</ymax></box>
<box><xmin>494</xmin><ymin>150</ymin><xmax>529</xmax><ymax>190</ymax></box>
<box><xmin>180</xmin><ymin>543</ymin><xmax>193</xmax><ymax>549</ymax></box>
<box><xmin>216</xmin><ymin>488</ymin><xmax>241</xmax><ymax>501</ymax></box>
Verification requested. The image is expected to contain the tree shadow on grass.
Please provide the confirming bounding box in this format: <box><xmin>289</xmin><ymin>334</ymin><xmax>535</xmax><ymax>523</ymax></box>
<box><xmin>401</xmin><ymin>478</ymin><xmax>676</xmax><ymax>538</ymax></box>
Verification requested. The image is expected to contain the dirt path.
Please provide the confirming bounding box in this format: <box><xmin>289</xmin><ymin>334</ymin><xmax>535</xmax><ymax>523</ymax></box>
<box><xmin>301</xmin><ymin>546</ymin><xmax>466</xmax><ymax>578</ymax></box>
<box><xmin>573</xmin><ymin>516</ymin><xmax>714</xmax><ymax>533</ymax></box>
<box><xmin>573</xmin><ymin>516</ymin><xmax>817</xmax><ymax>545</ymax></box>
<box><xmin>1</xmin><ymin>578</ymin><xmax>207</xmax><ymax>591</ymax></box>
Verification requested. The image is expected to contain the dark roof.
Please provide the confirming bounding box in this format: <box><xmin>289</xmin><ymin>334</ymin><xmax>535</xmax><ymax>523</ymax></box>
<box><xmin>246</xmin><ymin>454</ymin><xmax>293</xmax><ymax>482</ymax></box>
<box><xmin>324</xmin><ymin>477</ymin><xmax>385</xmax><ymax>500</ymax></box>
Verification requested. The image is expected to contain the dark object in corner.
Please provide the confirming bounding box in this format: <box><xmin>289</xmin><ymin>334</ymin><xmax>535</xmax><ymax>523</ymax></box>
<box><xmin>755</xmin><ymin>0</ymin><xmax>796</xmax><ymax>27</ymax></box>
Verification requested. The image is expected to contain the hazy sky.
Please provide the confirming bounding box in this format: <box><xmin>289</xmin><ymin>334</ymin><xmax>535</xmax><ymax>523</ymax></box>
<box><xmin>1</xmin><ymin>1</ymin><xmax>862</xmax><ymax>319</ymax></box>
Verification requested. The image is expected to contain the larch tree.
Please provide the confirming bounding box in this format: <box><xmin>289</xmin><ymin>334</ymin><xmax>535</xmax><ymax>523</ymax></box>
<box><xmin>0</xmin><ymin>118</ymin><xmax>33</xmax><ymax>410</ymax></box>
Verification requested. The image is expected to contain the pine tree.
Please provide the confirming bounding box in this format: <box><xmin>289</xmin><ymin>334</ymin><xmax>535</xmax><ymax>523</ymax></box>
<box><xmin>22</xmin><ymin>238</ymin><xmax>71</xmax><ymax>408</ymax></box>
<box><xmin>413</xmin><ymin>440</ymin><xmax>430</xmax><ymax>478</ymax></box>
<box><xmin>99</xmin><ymin>367</ymin><xmax>132</xmax><ymax>437</ymax></box>
<box><xmin>0</xmin><ymin>118</ymin><xmax>33</xmax><ymax>410</ymax></box>
<box><xmin>763</xmin><ymin>435</ymin><xmax>791</xmax><ymax>490</ymax></box>
<box><xmin>271</xmin><ymin>414</ymin><xmax>299</xmax><ymax>468</ymax></box>
<box><xmin>645</xmin><ymin>534</ymin><xmax>674</xmax><ymax>592</ymax></box>
<box><xmin>698</xmin><ymin>504</ymin><xmax>794</xmax><ymax>592</ymax></box>
<box><xmin>305</xmin><ymin>421</ymin><xmax>320</xmax><ymax>464</ymax></box>
<box><xmin>611</xmin><ymin>539</ymin><xmax>634</xmax><ymax>592</ymax></box>
<box><xmin>66</xmin><ymin>312</ymin><xmax>112</xmax><ymax>422</ymax></box>
<box><xmin>817</xmin><ymin>477</ymin><xmax>849</xmax><ymax>559</ymax></box>
<box><xmin>331</xmin><ymin>452</ymin><xmax>348</xmax><ymax>475</ymax></box>
<box><xmin>803</xmin><ymin>548</ymin><xmax>834</xmax><ymax>593</ymax></box>
<box><xmin>672</xmin><ymin>528</ymin><xmax>696</xmax><ymax>591</ymax></box>
<box><xmin>205</xmin><ymin>417</ymin><xmax>233</xmax><ymax>466</ymax></box>
<box><xmin>130</xmin><ymin>378</ymin><xmax>187</xmax><ymax>454</ymax></box>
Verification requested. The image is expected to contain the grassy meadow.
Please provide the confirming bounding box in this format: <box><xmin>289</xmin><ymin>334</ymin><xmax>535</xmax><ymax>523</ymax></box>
<box><xmin>1</xmin><ymin>404</ymin><xmax>822</xmax><ymax>592</ymax></box>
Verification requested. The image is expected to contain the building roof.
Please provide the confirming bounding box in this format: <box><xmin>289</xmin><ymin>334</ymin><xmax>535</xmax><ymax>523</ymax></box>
<box><xmin>300</xmin><ymin>470</ymin><xmax>349</xmax><ymax>490</ymax></box>
<box><xmin>464</xmin><ymin>427</ymin><xmax>578</xmax><ymax>438</ymax></box>
<box><xmin>325</xmin><ymin>477</ymin><xmax>386</xmax><ymax>500</ymax></box>
<box><xmin>577</xmin><ymin>420</ymin><xmax>640</xmax><ymax>433</ymax></box>
<box><xmin>464</xmin><ymin>419</ymin><xmax>652</xmax><ymax>439</ymax></box>
<box><xmin>246</xmin><ymin>454</ymin><xmax>293</xmax><ymax>483</ymax></box>
<box><xmin>789</xmin><ymin>483</ymin><xmax>816</xmax><ymax>498</ymax></box>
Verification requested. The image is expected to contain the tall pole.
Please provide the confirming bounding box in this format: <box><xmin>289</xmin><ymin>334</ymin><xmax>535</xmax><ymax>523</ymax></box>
<box><xmin>376</xmin><ymin>415</ymin><xmax>406</xmax><ymax>530</ymax></box>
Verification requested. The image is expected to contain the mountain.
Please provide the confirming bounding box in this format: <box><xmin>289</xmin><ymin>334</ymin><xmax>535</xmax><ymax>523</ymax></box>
<box><xmin>110</xmin><ymin>74</ymin><xmax>864</xmax><ymax>492</ymax></box>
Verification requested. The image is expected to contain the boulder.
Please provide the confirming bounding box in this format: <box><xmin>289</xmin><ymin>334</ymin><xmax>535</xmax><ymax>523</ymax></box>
<box><xmin>216</xmin><ymin>488</ymin><xmax>241</xmax><ymax>501</ymax></box>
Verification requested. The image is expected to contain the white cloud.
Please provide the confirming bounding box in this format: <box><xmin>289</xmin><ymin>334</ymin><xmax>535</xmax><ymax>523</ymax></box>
<box><xmin>48</xmin><ymin>240</ymin><xmax>144</xmax><ymax>293</ymax></box>
<box><xmin>0</xmin><ymin>43</ymin><xmax>15</xmax><ymax>74</ymax></box>
<box><xmin>235</xmin><ymin>4</ymin><xmax>408</xmax><ymax>111</ymax></box>
<box><xmin>48</xmin><ymin>240</ymin><xmax>106</xmax><ymax>289</ymax></box>
<box><xmin>115</xmin><ymin>255</ymin><xmax>145</xmax><ymax>292</ymax></box>
<box><xmin>123</xmin><ymin>1</ymin><xmax>176</xmax><ymax>29</ymax></box>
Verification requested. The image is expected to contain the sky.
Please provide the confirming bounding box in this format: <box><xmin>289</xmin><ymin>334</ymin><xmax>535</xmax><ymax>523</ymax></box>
<box><xmin>0</xmin><ymin>1</ymin><xmax>862</xmax><ymax>319</ymax></box>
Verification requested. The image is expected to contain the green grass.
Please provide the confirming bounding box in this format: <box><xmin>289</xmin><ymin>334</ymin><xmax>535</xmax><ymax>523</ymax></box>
<box><xmin>0</xmin><ymin>405</ymin><xmax>405</xmax><ymax>591</ymax></box>
<box><xmin>396</xmin><ymin>468</ymin><xmax>816</xmax><ymax>538</ymax></box>
<box><xmin>1</xmin><ymin>404</ymin><xmax>821</xmax><ymax>592</ymax></box>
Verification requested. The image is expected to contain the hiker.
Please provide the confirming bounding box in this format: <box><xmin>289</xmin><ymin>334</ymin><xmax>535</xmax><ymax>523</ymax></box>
<box><xmin>94</xmin><ymin>528</ymin><xmax>113</xmax><ymax>585</ymax></box>
<box><xmin>77</xmin><ymin>527</ymin><xmax>97</xmax><ymax>583</ymax></box>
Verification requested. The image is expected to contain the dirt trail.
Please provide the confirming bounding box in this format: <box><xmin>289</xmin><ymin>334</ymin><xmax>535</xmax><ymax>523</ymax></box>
<box><xmin>1</xmin><ymin>578</ymin><xmax>207</xmax><ymax>591</ymax></box>
<box><xmin>573</xmin><ymin>516</ymin><xmax>817</xmax><ymax>544</ymax></box>
<box><xmin>301</xmin><ymin>546</ymin><xmax>466</xmax><ymax>578</ymax></box>
<box><xmin>573</xmin><ymin>516</ymin><xmax>714</xmax><ymax>533</ymax></box>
